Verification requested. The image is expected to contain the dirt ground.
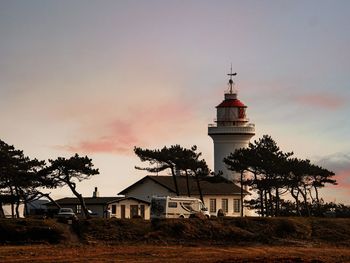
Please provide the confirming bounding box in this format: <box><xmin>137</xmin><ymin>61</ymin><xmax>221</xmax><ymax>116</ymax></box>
<box><xmin>0</xmin><ymin>244</ymin><xmax>349</xmax><ymax>263</ymax></box>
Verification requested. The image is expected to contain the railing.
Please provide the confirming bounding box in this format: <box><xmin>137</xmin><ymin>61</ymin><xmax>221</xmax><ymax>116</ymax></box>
<box><xmin>208</xmin><ymin>125</ymin><xmax>255</xmax><ymax>134</ymax></box>
<box><xmin>213</xmin><ymin>118</ymin><xmax>250</xmax><ymax>122</ymax></box>
<box><xmin>208</xmin><ymin>123</ymin><xmax>255</xmax><ymax>128</ymax></box>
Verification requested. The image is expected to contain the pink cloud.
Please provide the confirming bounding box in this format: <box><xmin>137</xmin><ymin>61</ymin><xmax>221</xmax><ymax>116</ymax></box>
<box><xmin>295</xmin><ymin>93</ymin><xmax>345</xmax><ymax>110</ymax></box>
<box><xmin>314</xmin><ymin>153</ymin><xmax>350</xmax><ymax>202</ymax></box>
<box><xmin>62</xmin><ymin>139</ymin><xmax>135</xmax><ymax>154</ymax></box>
<box><xmin>57</xmin><ymin>100</ymin><xmax>196</xmax><ymax>155</ymax></box>
<box><xmin>333</xmin><ymin>169</ymin><xmax>350</xmax><ymax>191</ymax></box>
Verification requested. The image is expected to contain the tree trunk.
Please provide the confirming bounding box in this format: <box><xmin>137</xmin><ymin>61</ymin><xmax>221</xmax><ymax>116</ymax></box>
<box><xmin>170</xmin><ymin>166</ymin><xmax>179</xmax><ymax>196</ymax></box>
<box><xmin>195</xmin><ymin>174</ymin><xmax>204</xmax><ymax>202</ymax></box>
<box><xmin>0</xmin><ymin>202</ymin><xmax>5</xmax><ymax>218</ymax></box>
<box><xmin>76</xmin><ymin>193</ymin><xmax>90</xmax><ymax>219</ymax></box>
<box><xmin>67</xmin><ymin>181</ymin><xmax>91</xmax><ymax>219</ymax></box>
<box><xmin>268</xmin><ymin>190</ymin><xmax>274</xmax><ymax>217</ymax></box>
<box><xmin>259</xmin><ymin>189</ymin><xmax>264</xmax><ymax>217</ymax></box>
<box><xmin>15</xmin><ymin>200</ymin><xmax>20</xmax><ymax>218</ymax></box>
<box><xmin>42</xmin><ymin>193</ymin><xmax>61</xmax><ymax>209</ymax></box>
<box><xmin>313</xmin><ymin>185</ymin><xmax>321</xmax><ymax>215</ymax></box>
<box><xmin>291</xmin><ymin>189</ymin><xmax>301</xmax><ymax>216</ymax></box>
<box><xmin>9</xmin><ymin>186</ymin><xmax>15</xmax><ymax>218</ymax></box>
<box><xmin>24</xmin><ymin>198</ymin><xmax>29</xmax><ymax>217</ymax></box>
<box><xmin>308</xmin><ymin>188</ymin><xmax>315</xmax><ymax>204</ymax></box>
<box><xmin>300</xmin><ymin>186</ymin><xmax>310</xmax><ymax>217</ymax></box>
<box><xmin>275</xmin><ymin>188</ymin><xmax>280</xmax><ymax>217</ymax></box>
<box><xmin>14</xmin><ymin>187</ymin><xmax>20</xmax><ymax>218</ymax></box>
<box><xmin>240</xmin><ymin>171</ymin><xmax>244</xmax><ymax>217</ymax></box>
<box><xmin>314</xmin><ymin>185</ymin><xmax>320</xmax><ymax>204</ymax></box>
<box><xmin>185</xmin><ymin>170</ymin><xmax>191</xmax><ymax>197</ymax></box>
<box><xmin>264</xmin><ymin>190</ymin><xmax>269</xmax><ymax>217</ymax></box>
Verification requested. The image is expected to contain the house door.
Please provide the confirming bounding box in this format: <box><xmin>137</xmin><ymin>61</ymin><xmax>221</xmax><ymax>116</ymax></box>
<box><xmin>130</xmin><ymin>205</ymin><xmax>138</xmax><ymax>218</ymax></box>
<box><xmin>121</xmin><ymin>205</ymin><xmax>125</xmax><ymax>219</ymax></box>
<box><xmin>140</xmin><ymin>205</ymin><xmax>145</xmax><ymax>219</ymax></box>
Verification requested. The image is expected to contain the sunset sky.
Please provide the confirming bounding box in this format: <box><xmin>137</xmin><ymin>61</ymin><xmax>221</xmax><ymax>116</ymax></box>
<box><xmin>1</xmin><ymin>1</ymin><xmax>349</xmax><ymax>204</ymax></box>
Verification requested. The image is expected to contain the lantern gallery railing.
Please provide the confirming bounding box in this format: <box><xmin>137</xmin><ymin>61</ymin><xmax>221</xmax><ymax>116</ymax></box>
<box><xmin>208</xmin><ymin>125</ymin><xmax>255</xmax><ymax>134</ymax></box>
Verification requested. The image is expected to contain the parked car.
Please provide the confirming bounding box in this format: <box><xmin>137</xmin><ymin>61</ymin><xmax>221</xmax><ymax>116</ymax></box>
<box><xmin>87</xmin><ymin>209</ymin><xmax>99</xmax><ymax>218</ymax></box>
<box><xmin>56</xmin><ymin>208</ymin><xmax>78</xmax><ymax>222</ymax></box>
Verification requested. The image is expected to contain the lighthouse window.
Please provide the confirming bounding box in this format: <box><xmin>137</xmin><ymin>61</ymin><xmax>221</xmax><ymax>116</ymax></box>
<box><xmin>238</xmin><ymin>108</ymin><xmax>245</xmax><ymax>119</ymax></box>
<box><xmin>209</xmin><ymin>199</ymin><xmax>216</xmax><ymax>213</ymax></box>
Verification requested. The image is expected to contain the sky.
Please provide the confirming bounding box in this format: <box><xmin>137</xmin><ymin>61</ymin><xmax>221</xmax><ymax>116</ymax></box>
<box><xmin>0</xmin><ymin>0</ymin><xmax>349</xmax><ymax>204</ymax></box>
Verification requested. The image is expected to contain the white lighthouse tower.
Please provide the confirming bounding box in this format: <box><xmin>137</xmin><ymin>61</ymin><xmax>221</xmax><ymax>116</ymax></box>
<box><xmin>208</xmin><ymin>69</ymin><xmax>255</xmax><ymax>182</ymax></box>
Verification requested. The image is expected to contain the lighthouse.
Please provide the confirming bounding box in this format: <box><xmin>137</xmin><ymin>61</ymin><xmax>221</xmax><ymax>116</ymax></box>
<box><xmin>208</xmin><ymin>69</ymin><xmax>255</xmax><ymax>182</ymax></box>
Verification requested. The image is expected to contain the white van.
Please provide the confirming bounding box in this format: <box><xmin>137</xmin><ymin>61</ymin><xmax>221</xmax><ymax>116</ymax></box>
<box><xmin>150</xmin><ymin>196</ymin><xmax>210</xmax><ymax>219</ymax></box>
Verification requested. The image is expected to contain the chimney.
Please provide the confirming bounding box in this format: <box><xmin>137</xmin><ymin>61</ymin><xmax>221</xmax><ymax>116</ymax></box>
<box><xmin>93</xmin><ymin>187</ymin><xmax>99</xmax><ymax>198</ymax></box>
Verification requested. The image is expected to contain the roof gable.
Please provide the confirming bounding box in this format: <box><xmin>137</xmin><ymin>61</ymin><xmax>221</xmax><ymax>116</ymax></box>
<box><xmin>119</xmin><ymin>175</ymin><xmax>247</xmax><ymax>196</ymax></box>
<box><xmin>107</xmin><ymin>196</ymin><xmax>150</xmax><ymax>205</ymax></box>
<box><xmin>46</xmin><ymin>196</ymin><xmax>150</xmax><ymax>206</ymax></box>
<box><xmin>46</xmin><ymin>197</ymin><xmax>122</xmax><ymax>206</ymax></box>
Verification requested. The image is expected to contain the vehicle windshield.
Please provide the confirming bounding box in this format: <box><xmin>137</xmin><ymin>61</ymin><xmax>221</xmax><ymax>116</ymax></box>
<box><xmin>200</xmin><ymin>202</ymin><xmax>208</xmax><ymax>211</ymax></box>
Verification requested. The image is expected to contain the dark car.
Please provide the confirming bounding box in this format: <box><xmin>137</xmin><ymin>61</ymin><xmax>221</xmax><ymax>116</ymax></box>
<box><xmin>56</xmin><ymin>208</ymin><xmax>78</xmax><ymax>222</ymax></box>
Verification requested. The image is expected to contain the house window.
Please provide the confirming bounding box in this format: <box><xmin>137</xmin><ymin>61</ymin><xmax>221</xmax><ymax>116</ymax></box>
<box><xmin>209</xmin><ymin>199</ymin><xmax>216</xmax><ymax>213</ymax></box>
<box><xmin>140</xmin><ymin>205</ymin><xmax>145</xmax><ymax>219</ymax></box>
<box><xmin>111</xmin><ymin>205</ymin><xmax>116</xmax><ymax>214</ymax></box>
<box><xmin>76</xmin><ymin>205</ymin><xmax>81</xmax><ymax>214</ymax></box>
<box><xmin>121</xmin><ymin>205</ymin><xmax>126</xmax><ymax>219</ymax></box>
<box><xmin>221</xmin><ymin>199</ymin><xmax>228</xmax><ymax>213</ymax></box>
<box><xmin>234</xmin><ymin>199</ymin><xmax>241</xmax><ymax>213</ymax></box>
<box><xmin>130</xmin><ymin>205</ymin><xmax>138</xmax><ymax>218</ymax></box>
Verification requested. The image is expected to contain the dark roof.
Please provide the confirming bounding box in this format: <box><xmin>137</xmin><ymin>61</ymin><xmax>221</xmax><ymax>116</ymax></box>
<box><xmin>27</xmin><ymin>199</ymin><xmax>50</xmax><ymax>210</ymax></box>
<box><xmin>45</xmin><ymin>196</ymin><xmax>150</xmax><ymax>207</ymax></box>
<box><xmin>107</xmin><ymin>196</ymin><xmax>150</xmax><ymax>205</ymax></box>
<box><xmin>45</xmin><ymin>197</ymin><xmax>119</xmax><ymax>206</ymax></box>
<box><xmin>217</xmin><ymin>99</ymin><xmax>246</xmax><ymax>108</ymax></box>
<box><xmin>119</xmin><ymin>175</ymin><xmax>247</xmax><ymax>196</ymax></box>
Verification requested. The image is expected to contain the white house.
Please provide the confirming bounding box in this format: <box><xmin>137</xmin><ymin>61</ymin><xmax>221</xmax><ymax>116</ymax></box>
<box><xmin>119</xmin><ymin>175</ymin><xmax>248</xmax><ymax>217</ymax></box>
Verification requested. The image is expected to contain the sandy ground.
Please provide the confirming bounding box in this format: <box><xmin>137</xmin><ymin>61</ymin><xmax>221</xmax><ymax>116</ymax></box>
<box><xmin>0</xmin><ymin>245</ymin><xmax>349</xmax><ymax>263</ymax></box>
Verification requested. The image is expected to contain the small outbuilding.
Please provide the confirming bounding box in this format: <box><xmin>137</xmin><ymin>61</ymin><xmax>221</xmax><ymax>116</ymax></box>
<box><xmin>107</xmin><ymin>197</ymin><xmax>150</xmax><ymax>219</ymax></box>
<box><xmin>45</xmin><ymin>196</ymin><xmax>150</xmax><ymax>219</ymax></box>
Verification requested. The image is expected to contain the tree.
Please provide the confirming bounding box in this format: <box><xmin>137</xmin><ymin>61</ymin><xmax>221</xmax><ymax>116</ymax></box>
<box><xmin>44</xmin><ymin>154</ymin><xmax>99</xmax><ymax>219</ymax></box>
<box><xmin>134</xmin><ymin>145</ymin><xmax>210</xmax><ymax>201</ymax></box>
<box><xmin>135</xmin><ymin>146</ymin><xmax>180</xmax><ymax>195</ymax></box>
<box><xmin>287</xmin><ymin>158</ymin><xmax>336</xmax><ymax>216</ymax></box>
<box><xmin>11</xmin><ymin>157</ymin><xmax>46</xmax><ymax>217</ymax></box>
<box><xmin>224</xmin><ymin>147</ymin><xmax>251</xmax><ymax>216</ymax></box>
<box><xmin>224</xmin><ymin>135</ymin><xmax>292</xmax><ymax>217</ymax></box>
<box><xmin>175</xmin><ymin>146</ymin><xmax>209</xmax><ymax>202</ymax></box>
<box><xmin>0</xmin><ymin>139</ymin><xmax>62</xmax><ymax>218</ymax></box>
<box><xmin>224</xmin><ymin>135</ymin><xmax>335</xmax><ymax>217</ymax></box>
<box><xmin>0</xmin><ymin>140</ymin><xmax>48</xmax><ymax>217</ymax></box>
<box><xmin>0</xmin><ymin>139</ymin><xmax>24</xmax><ymax>217</ymax></box>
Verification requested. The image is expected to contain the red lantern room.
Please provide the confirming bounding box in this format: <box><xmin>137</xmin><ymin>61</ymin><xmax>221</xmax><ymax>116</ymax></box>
<box><xmin>215</xmin><ymin>73</ymin><xmax>249</xmax><ymax>127</ymax></box>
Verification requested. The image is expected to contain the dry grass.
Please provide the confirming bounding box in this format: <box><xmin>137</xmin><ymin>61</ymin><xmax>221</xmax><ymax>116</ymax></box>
<box><xmin>1</xmin><ymin>216</ymin><xmax>350</xmax><ymax>263</ymax></box>
<box><xmin>2</xmin><ymin>217</ymin><xmax>350</xmax><ymax>247</ymax></box>
<box><xmin>0</xmin><ymin>244</ymin><xmax>349</xmax><ymax>262</ymax></box>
